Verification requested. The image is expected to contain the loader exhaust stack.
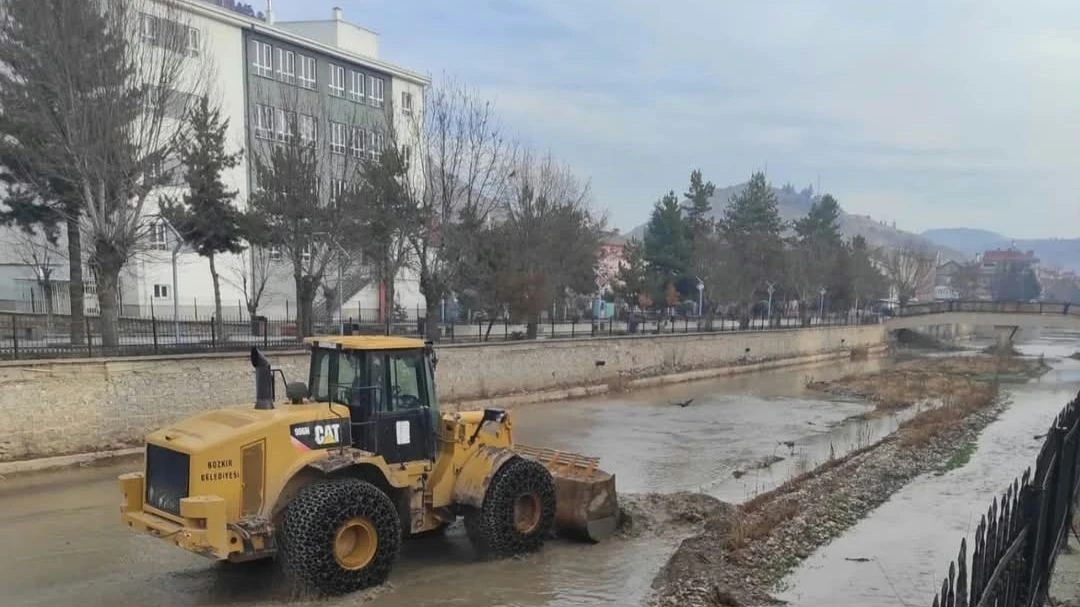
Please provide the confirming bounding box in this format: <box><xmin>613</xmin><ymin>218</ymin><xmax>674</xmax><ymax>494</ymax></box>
<box><xmin>513</xmin><ymin>444</ymin><xmax>619</xmax><ymax>542</ymax></box>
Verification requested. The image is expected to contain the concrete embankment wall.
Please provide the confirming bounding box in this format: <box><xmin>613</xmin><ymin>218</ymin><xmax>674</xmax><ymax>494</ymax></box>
<box><xmin>0</xmin><ymin>325</ymin><xmax>885</xmax><ymax>462</ymax></box>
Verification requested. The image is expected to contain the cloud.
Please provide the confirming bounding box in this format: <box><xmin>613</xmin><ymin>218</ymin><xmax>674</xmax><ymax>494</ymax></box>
<box><xmin>275</xmin><ymin>0</ymin><xmax>1080</xmax><ymax>238</ymax></box>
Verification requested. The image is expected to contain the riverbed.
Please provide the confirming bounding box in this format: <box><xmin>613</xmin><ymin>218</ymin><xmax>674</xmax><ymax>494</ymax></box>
<box><xmin>774</xmin><ymin>331</ymin><xmax>1080</xmax><ymax>607</ymax></box>
<box><xmin>0</xmin><ymin>352</ymin><xmax>915</xmax><ymax>607</ymax></box>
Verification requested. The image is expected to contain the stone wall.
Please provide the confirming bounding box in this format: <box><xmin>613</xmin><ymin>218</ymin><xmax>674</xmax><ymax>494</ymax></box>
<box><xmin>0</xmin><ymin>325</ymin><xmax>885</xmax><ymax>461</ymax></box>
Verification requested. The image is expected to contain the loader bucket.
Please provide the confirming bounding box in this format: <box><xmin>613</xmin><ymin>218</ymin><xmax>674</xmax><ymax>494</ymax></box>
<box><xmin>513</xmin><ymin>444</ymin><xmax>619</xmax><ymax>542</ymax></box>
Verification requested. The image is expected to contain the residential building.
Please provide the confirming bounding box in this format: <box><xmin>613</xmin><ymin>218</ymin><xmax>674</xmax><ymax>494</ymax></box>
<box><xmin>595</xmin><ymin>231</ymin><xmax>628</xmax><ymax>295</ymax></box>
<box><xmin>0</xmin><ymin>1</ymin><xmax>431</xmax><ymax>325</ymax></box>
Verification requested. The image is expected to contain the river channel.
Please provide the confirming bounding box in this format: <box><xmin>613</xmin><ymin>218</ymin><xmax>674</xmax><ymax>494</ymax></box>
<box><xmin>0</xmin><ymin>340</ymin><xmax>1050</xmax><ymax>607</ymax></box>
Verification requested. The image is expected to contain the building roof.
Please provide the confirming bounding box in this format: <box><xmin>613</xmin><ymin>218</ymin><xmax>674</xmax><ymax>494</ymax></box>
<box><xmin>304</xmin><ymin>335</ymin><xmax>427</xmax><ymax>350</ymax></box>
<box><xmin>181</xmin><ymin>0</ymin><xmax>431</xmax><ymax>85</ymax></box>
<box><xmin>981</xmin><ymin>248</ymin><xmax>1039</xmax><ymax>264</ymax></box>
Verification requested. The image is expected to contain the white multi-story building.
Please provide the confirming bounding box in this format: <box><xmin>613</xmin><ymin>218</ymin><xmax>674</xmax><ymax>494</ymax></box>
<box><xmin>0</xmin><ymin>0</ymin><xmax>430</xmax><ymax>326</ymax></box>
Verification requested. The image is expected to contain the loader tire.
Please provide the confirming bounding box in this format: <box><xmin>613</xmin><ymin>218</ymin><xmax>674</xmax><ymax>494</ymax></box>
<box><xmin>278</xmin><ymin>477</ymin><xmax>401</xmax><ymax>596</ymax></box>
<box><xmin>465</xmin><ymin>456</ymin><xmax>556</xmax><ymax>558</ymax></box>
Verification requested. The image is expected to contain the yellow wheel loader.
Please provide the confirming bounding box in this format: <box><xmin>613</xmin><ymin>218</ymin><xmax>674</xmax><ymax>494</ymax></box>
<box><xmin>118</xmin><ymin>336</ymin><xmax>618</xmax><ymax>596</ymax></box>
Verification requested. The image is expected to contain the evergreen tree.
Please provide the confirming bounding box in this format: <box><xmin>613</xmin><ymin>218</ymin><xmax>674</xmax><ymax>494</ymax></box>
<box><xmin>789</xmin><ymin>194</ymin><xmax>849</xmax><ymax>312</ymax></box>
<box><xmin>642</xmin><ymin>191</ymin><xmax>690</xmax><ymax>303</ymax></box>
<box><xmin>848</xmin><ymin>235</ymin><xmax>887</xmax><ymax>307</ymax></box>
<box><xmin>613</xmin><ymin>238</ymin><xmax>650</xmax><ymax>308</ymax></box>
<box><xmin>682</xmin><ymin>169</ymin><xmax>715</xmax><ymax>238</ymax></box>
<box><xmin>160</xmin><ymin>96</ymin><xmax>245</xmax><ymax>338</ymax></box>
<box><xmin>716</xmin><ymin>171</ymin><xmax>786</xmax><ymax>323</ymax></box>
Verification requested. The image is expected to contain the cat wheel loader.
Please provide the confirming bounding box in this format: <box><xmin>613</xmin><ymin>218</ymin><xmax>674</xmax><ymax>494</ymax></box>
<box><xmin>118</xmin><ymin>336</ymin><xmax>618</xmax><ymax>596</ymax></box>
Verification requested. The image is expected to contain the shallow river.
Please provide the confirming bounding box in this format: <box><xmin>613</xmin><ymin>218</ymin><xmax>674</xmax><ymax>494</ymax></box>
<box><xmin>7</xmin><ymin>335</ymin><xmax>1072</xmax><ymax>607</ymax></box>
<box><xmin>776</xmin><ymin>331</ymin><xmax>1080</xmax><ymax>607</ymax></box>
<box><xmin>0</xmin><ymin>353</ymin><xmax>905</xmax><ymax>607</ymax></box>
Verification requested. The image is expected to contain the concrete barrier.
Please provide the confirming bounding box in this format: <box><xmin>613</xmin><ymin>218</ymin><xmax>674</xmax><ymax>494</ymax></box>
<box><xmin>0</xmin><ymin>325</ymin><xmax>885</xmax><ymax>462</ymax></box>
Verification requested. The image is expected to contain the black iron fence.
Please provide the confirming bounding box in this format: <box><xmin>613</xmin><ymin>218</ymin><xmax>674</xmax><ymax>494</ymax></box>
<box><xmin>0</xmin><ymin>307</ymin><xmax>883</xmax><ymax>361</ymax></box>
<box><xmin>931</xmin><ymin>389</ymin><xmax>1080</xmax><ymax>607</ymax></box>
<box><xmin>899</xmin><ymin>300</ymin><xmax>1078</xmax><ymax>319</ymax></box>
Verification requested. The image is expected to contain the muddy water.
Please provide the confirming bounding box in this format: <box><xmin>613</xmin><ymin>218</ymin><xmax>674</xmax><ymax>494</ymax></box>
<box><xmin>0</xmin><ymin>354</ymin><xmax>907</xmax><ymax>607</ymax></box>
<box><xmin>776</xmin><ymin>332</ymin><xmax>1080</xmax><ymax>607</ymax></box>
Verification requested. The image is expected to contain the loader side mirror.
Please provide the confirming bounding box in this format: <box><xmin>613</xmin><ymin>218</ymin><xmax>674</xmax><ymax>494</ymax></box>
<box><xmin>286</xmin><ymin>381</ymin><xmax>308</xmax><ymax>404</ymax></box>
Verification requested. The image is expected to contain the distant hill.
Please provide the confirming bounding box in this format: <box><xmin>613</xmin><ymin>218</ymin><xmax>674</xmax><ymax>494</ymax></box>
<box><xmin>628</xmin><ymin>182</ymin><xmax>966</xmax><ymax>261</ymax></box>
<box><xmin>922</xmin><ymin>229</ymin><xmax>1080</xmax><ymax>272</ymax></box>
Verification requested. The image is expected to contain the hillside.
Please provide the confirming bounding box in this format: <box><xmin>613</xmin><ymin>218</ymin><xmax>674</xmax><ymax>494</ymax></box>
<box><xmin>922</xmin><ymin>229</ymin><xmax>1080</xmax><ymax>272</ymax></box>
<box><xmin>628</xmin><ymin>182</ymin><xmax>965</xmax><ymax>261</ymax></box>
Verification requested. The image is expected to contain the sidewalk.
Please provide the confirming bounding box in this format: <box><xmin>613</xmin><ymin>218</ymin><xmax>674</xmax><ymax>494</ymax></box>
<box><xmin>1048</xmin><ymin>514</ymin><xmax>1080</xmax><ymax>607</ymax></box>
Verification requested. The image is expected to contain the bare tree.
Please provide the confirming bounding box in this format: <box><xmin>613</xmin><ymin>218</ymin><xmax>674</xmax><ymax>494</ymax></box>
<box><xmin>224</xmin><ymin>245</ymin><xmax>279</xmax><ymax>319</ymax></box>
<box><xmin>875</xmin><ymin>240</ymin><xmax>938</xmax><ymax>305</ymax></box>
<box><xmin>11</xmin><ymin>226</ymin><xmax>63</xmax><ymax>331</ymax></box>
<box><xmin>496</xmin><ymin>149</ymin><xmax>604</xmax><ymax>338</ymax></box>
<box><xmin>0</xmin><ymin>0</ymin><xmax>206</xmax><ymax>349</ymax></box>
<box><xmin>245</xmin><ymin>86</ymin><xmax>371</xmax><ymax>337</ymax></box>
<box><xmin>393</xmin><ymin>76</ymin><xmax>519</xmax><ymax>340</ymax></box>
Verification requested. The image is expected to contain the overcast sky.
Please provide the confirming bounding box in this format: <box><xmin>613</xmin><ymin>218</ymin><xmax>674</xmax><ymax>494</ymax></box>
<box><xmin>274</xmin><ymin>0</ymin><xmax>1080</xmax><ymax>239</ymax></box>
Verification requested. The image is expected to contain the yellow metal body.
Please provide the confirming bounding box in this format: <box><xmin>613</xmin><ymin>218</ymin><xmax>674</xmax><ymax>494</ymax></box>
<box><xmin>119</xmin><ymin>336</ymin><xmax>618</xmax><ymax>563</ymax></box>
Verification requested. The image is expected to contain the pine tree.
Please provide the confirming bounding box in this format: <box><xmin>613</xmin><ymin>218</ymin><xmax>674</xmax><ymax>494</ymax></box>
<box><xmin>159</xmin><ymin>96</ymin><xmax>246</xmax><ymax>339</ymax></box>
<box><xmin>682</xmin><ymin>169</ymin><xmax>715</xmax><ymax>239</ymax></box>
<box><xmin>643</xmin><ymin>191</ymin><xmax>690</xmax><ymax>304</ymax></box>
<box><xmin>717</xmin><ymin>171</ymin><xmax>786</xmax><ymax>321</ymax></box>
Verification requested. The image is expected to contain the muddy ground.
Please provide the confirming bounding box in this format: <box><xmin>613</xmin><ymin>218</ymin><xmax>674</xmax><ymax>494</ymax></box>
<box><xmin>644</xmin><ymin>354</ymin><xmax>1050</xmax><ymax>607</ymax></box>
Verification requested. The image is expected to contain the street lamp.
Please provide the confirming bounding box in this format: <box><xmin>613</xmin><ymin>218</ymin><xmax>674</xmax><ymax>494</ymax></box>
<box><xmin>819</xmin><ymin>287</ymin><xmax>827</xmax><ymax>322</ymax></box>
<box><xmin>766</xmin><ymin>281</ymin><xmax>776</xmax><ymax>326</ymax></box>
<box><xmin>695</xmin><ymin>277</ymin><xmax>705</xmax><ymax>318</ymax></box>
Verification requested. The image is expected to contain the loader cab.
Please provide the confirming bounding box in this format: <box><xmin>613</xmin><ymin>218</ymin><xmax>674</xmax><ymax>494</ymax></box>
<box><xmin>304</xmin><ymin>337</ymin><xmax>439</xmax><ymax>463</ymax></box>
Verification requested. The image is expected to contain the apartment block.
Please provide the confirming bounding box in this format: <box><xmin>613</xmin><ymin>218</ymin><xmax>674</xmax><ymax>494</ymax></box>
<box><xmin>0</xmin><ymin>0</ymin><xmax>430</xmax><ymax>324</ymax></box>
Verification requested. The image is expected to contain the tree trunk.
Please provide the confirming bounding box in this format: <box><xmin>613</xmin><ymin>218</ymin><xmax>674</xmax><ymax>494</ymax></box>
<box><xmin>66</xmin><ymin>214</ymin><xmax>85</xmax><ymax>345</ymax></box>
<box><xmin>294</xmin><ymin>273</ymin><xmax>317</xmax><ymax>339</ymax></box>
<box><xmin>208</xmin><ymin>253</ymin><xmax>224</xmax><ymax>342</ymax></box>
<box><xmin>42</xmin><ymin>279</ymin><xmax>54</xmax><ymax>335</ymax></box>
<box><xmin>419</xmin><ymin>273</ymin><xmax>442</xmax><ymax>341</ymax></box>
<box><xmin>526</xmin><ymin>316</ymin><xmax>539</xmax><ymax>339</ymax></box>
<box><xmin>384</xmin><ymin>274</ymin><xmax>396</xmax><ymax>336</ymax></box>
<box><xmin>96</xmin><ymin>265</ymin><xmax>121</xmax><ymax>351</ymax></box>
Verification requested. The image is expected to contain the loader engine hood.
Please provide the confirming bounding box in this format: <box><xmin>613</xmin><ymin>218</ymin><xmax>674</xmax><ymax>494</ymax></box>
<box><xmin>141</xmin><ymin>403</ymin><xmax>352</xmax><ymax>521</ymax></box>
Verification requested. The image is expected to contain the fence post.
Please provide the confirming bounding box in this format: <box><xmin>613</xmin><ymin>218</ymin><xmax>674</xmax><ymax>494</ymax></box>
<box><xmin>152</xmin><ymin>315</ymin><xmax>159</xmax><ymax>354</ymax></box>
<box><xmin>85</xmin><ymin>316</ymin><xmax>92</xmax><ymax>357</ymax></box>
<box><xmin>210</xmin><ymin>316</ymin><xmax>216</xmax><ymax>350</ymax></box>
<box><xmin>11</xmin><ymin>314</ymin><xmax>18</xmax><ymax>360</ymax></box>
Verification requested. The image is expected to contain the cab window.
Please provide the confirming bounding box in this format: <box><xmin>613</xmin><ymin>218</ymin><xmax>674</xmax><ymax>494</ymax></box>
<box><xmin>389</xmin><ymin>351</ymin><xmax>427</xmax><ymax>411</ymax></box>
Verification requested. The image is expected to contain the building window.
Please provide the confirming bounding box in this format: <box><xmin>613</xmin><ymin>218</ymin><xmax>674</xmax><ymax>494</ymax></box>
<box><xmin>253</xmin><ymin>104</ymin><xmax>274</xmax><ymax>139</ymax></box>
<box><xmin>268</xmin><ymin>246</ymin><xmax>282</xmax><ymax>261</ymax></box>
<box><xmin>350</xmin><ymin>127</ymin><xmax>365</xmax><ymax>158</ymax></box>
<box><xmin>152</xmin><ymin>222</ymin><xmax>168</xmax><ymax>251</ymax></box>
<box><xmin>252</xmin><ymin>40</ymin><xmax>273</xmax><ymax>78</ymax></box>
<box><xmin>153</xmin><ymin>284</ymin><xmax>170</xmax><ymax>299</ymax></box>
<box><xmin>186</xmin><ymin>27</ymin><xmax>200</xmax><ymax>57</ymax></box>
<box><xmin>367</xmin><ymin>131</ymin><xmax>384</xmax><ymax>159</ymax></box>
<box><xmin>276</xmin><ymin>48</ymin><xmax>295</xmax><ymax>83</ymax></box>
<box><xmin>330</xmin><ymin>179</ymin><xmax>347</xmax><ymax>202</ymax></box>
<box><xmin>401</xmin><ymin>91</ymin><xmax>414</xmax><ymax>114</ymax></box>
<box><xmin>348</xmin><ymin>71</ymin><xmax>365</xmax><ymax>102</ymax></box>
<box><xmin>301</xmin><ymin>244</ymin><xmax>313</xmax><ymax>264</ymax></box>
<box><xmin>328</xmin><ymin>64</ymin><xmax>345</xmax><ymax>97</ymax></box>
<box><xmin>329</xmin><ymin>121</ymin><xmax>346</xmax><ymax>154</ymax></box>
<box><xmin>298</xmin><ymin>55</ymin><xmax>317</xmax><ymax>89</ymax></box>
<box><xmin>140</xmin><ymin>13</ymin><xmax>156</xmax><ymax>42</ymax></box>
<box><xmin>368</xmin><ymin>76</ymin><xmax>384</xmax><ymax>107</ymax></box>
<box><xmin>275</xmin><ymin>109</ymin><xmax>296</xmax><ymax>142</ymax></box>
<box><xmin>299</xmin><ymin>114</ymin><xmax>317</xmax><ymax>144</ymax></box>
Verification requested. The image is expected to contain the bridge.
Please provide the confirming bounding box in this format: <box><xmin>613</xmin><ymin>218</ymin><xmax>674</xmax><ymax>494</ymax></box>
<box><xmin>885</xmin><ymin>301</ymin><xmax>1080</xmax><ymax>348</ymax></box>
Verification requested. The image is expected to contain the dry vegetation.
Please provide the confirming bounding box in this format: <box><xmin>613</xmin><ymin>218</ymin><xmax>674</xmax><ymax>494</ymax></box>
<box><xmin>807</xmin><ymin>354</ymin><xmax>1046</xmax><ymax>411</ymax></box>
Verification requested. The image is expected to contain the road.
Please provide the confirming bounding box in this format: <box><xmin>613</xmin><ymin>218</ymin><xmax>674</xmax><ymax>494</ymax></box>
<box><xmin>0</xmin><ymin>355</ymin><xmax>897</xmax><ymax>607</ymax></box>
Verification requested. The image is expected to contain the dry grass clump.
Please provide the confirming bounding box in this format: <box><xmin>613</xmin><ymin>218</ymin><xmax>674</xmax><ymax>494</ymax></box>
<box><xmin>898</xmin><ymin>380</ymin><xmax>995</xmax><ymax>447</ymax></box>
